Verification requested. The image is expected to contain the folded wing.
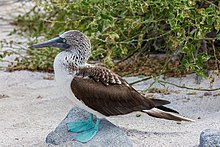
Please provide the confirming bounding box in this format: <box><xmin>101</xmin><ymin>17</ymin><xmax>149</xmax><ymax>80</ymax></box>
<box><xmin>71</xmin><ymin>66</ymin><xmax>168</xmax><ymax>116</ymax></box>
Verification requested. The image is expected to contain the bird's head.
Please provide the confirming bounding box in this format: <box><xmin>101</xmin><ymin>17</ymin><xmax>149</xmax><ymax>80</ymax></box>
<box><xmin>31</xmin><ymin>30</ymin><xmax>91</xmax><ymax>52</ymax></box>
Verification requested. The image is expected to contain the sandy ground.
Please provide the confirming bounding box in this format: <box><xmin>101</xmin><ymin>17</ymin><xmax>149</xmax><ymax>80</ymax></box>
<box><xmin>0</xmin><ymin>1</ymin><xmax>220</xmax><ymax>147</ymax></box>
<box><xmin>0</xmin><ymin>71</ymin><xmax>72</xmax><ymax>147</ymax></box>
<box><xmin>1</xmin><ymin>70</ymin><xmax>220</xmax><ymax>147</ymax></box>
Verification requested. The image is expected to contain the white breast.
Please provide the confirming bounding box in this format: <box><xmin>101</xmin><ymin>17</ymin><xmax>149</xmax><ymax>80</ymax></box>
<box><xmin>53</xmin><ymin>52</ymin><xmax>106</xmax><ymax>118</ymax></box>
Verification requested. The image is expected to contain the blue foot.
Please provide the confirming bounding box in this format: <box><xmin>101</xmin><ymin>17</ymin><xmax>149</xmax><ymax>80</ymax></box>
<box><xmin>67</xmin><ymin>114</ymin><xmax>94</xmax><ymax>133</ymax></box>
<box><xmin>74</xmin><ymin>118</ymin><xmax>101</xmax><ymax>143</ymax></box>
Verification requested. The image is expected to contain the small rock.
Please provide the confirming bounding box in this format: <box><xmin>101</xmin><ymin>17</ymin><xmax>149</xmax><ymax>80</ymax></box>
<box><xmin>204</xmin><ymin>92</ymin><xmax>212</xmax><ymax>96</ymax></box>
<box><xmin>200</xmin><ymin>129</ymin><xmax>220</xmax><ymax>147</ymax></box>
<box><xmin>213</xmin><ymin>93</ymin><xmax>220</xmax><ymax>97</ymax></box>
<box><xmin>36</xmin><ymin>95</ymin><xmax>43</xmax><ymax>99</ymax></box>
<box><xmin>199</xmin><ymin>95</ymin><xmax>203</xmax><ymax>98</ymax></box>
<box><xmin>0</xmin><ymin>94</ymin><xmax>9</xmax><ymax>99</ymax></box>
<box><xmin>136</xmin><ymin>113</ymin><xmax>141</xmax><ymax>117</ymax></box>
<box><xmin>46</xmin><ymin>107</ymin><xmax>132</xmax><ymax>147</ymax></box>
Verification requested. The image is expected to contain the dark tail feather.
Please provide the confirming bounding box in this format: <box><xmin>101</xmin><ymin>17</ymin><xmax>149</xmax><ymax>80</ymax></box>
<box><xmin>150</xmin><ymin>99</ymin><xmax>179</xmax><ymax>113</ymax></box>
<box><xmin>156</xmin><ymin>106</ymin><xmax>179</xmax><ymax>114</ymax></box>
<box><xmin>151</xmin><ymin>99</ymin><xmax>170</xmax><ymax>106</ymax></box>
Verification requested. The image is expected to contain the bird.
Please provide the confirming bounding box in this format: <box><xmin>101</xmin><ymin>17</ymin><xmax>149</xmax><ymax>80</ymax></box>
<box><xmin>31</xmin><ymin>30</ymin><xmax>193</xmax><ymax>143</ymax></box>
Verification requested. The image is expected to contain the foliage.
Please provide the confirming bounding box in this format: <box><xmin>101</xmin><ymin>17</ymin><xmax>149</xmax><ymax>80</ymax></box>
<box><xmin>1</xmin><ymin>0</ymin><xmax>220</xmax><ymax>76</ymax></box>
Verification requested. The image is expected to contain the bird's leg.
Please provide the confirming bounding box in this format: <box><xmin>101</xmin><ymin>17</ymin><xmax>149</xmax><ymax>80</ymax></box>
<box><xmin>67</xmin><ymin>113</ymin><xmax>95</xmax><ymax>133</ymax></box>
<box><xmin>74</xmin><ymin>118</ymin><xmax>101</xmax><ymax>143</ymax></box>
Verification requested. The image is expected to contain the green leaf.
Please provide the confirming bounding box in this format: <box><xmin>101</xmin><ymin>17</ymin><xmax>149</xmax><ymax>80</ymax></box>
<box><xmin>100</xmin><ymin>13</ymin><xmax>113</xmax><ymax>21</ymax></box>
<box><xmin>217</xmin><ymin>33</ymin><xmax>220</xmax><ymax>40</ymax></box>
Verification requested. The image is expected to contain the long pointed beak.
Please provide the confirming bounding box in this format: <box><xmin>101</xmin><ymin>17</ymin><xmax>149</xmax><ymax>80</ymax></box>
<box><xmin>30</xmin><ymin>37</ymin><xmax>70</xmax><ymax>49</ymax></box>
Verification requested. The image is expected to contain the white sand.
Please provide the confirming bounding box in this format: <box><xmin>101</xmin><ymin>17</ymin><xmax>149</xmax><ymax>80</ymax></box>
<box><xmin>0</xmin><ymin>71</ymin><xmax>72</xmax><ymax>146</ymax></box>
<box><xmin>1</xmin><ymin>70</ymin><xmax>220</xmax><ymax>147</ymax></box>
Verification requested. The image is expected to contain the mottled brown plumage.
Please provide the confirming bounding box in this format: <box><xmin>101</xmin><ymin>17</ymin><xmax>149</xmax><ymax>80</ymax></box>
<box><xmin>76</xmin><ymin>66</ymin><xmax>122</xmax><ymax>85</ymax></box>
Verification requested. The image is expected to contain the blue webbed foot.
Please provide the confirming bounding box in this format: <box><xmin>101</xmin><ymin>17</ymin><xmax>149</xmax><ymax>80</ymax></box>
<box><xmin>74</xmin><ymin>118</ymin><xmax>101</xmax><ymax>143</ymax></box>
<box><xmin>67</xmin><ymin>114</ymin><xmax>94</xmax><ymax>133</ymax></box>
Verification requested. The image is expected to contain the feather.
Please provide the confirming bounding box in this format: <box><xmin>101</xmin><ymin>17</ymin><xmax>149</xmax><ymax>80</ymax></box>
<box><xmin>143</xmin><ymin>108</ymin><xmax>194</xmax><ymax>122</ymax></box>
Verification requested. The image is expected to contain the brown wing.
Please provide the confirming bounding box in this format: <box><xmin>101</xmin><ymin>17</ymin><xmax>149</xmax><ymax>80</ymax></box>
<box><xmin>71</xmin><ymin>66</ymin><xmax>170</xmax><ymax>116</ymax></box>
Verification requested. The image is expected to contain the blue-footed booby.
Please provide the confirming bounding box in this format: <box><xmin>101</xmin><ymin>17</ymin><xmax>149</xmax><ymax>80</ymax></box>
<box><xmin>31</xmin><ymin>30</ymin><xmax>193</xmax><ymax>143</ymax></box>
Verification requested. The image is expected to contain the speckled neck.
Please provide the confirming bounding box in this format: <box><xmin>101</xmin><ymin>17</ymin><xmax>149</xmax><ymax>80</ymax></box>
<box><xmin>53</xmin><ymin>46</ymin><xmax>91</xmax><ymax>83</ymax></box>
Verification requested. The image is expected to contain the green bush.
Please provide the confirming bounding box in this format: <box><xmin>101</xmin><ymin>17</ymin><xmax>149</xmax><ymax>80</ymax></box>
<box><xmin>1</xmin><ymin>0</ymin><xmax>220</xmax><ymax>76</ymax></box>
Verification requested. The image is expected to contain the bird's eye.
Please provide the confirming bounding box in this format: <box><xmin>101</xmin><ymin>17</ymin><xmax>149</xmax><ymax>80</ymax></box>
<box><xmin>63</xmin><ymin>38</ymin><xmax>67</xmax><ymax>43</ymax></box>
